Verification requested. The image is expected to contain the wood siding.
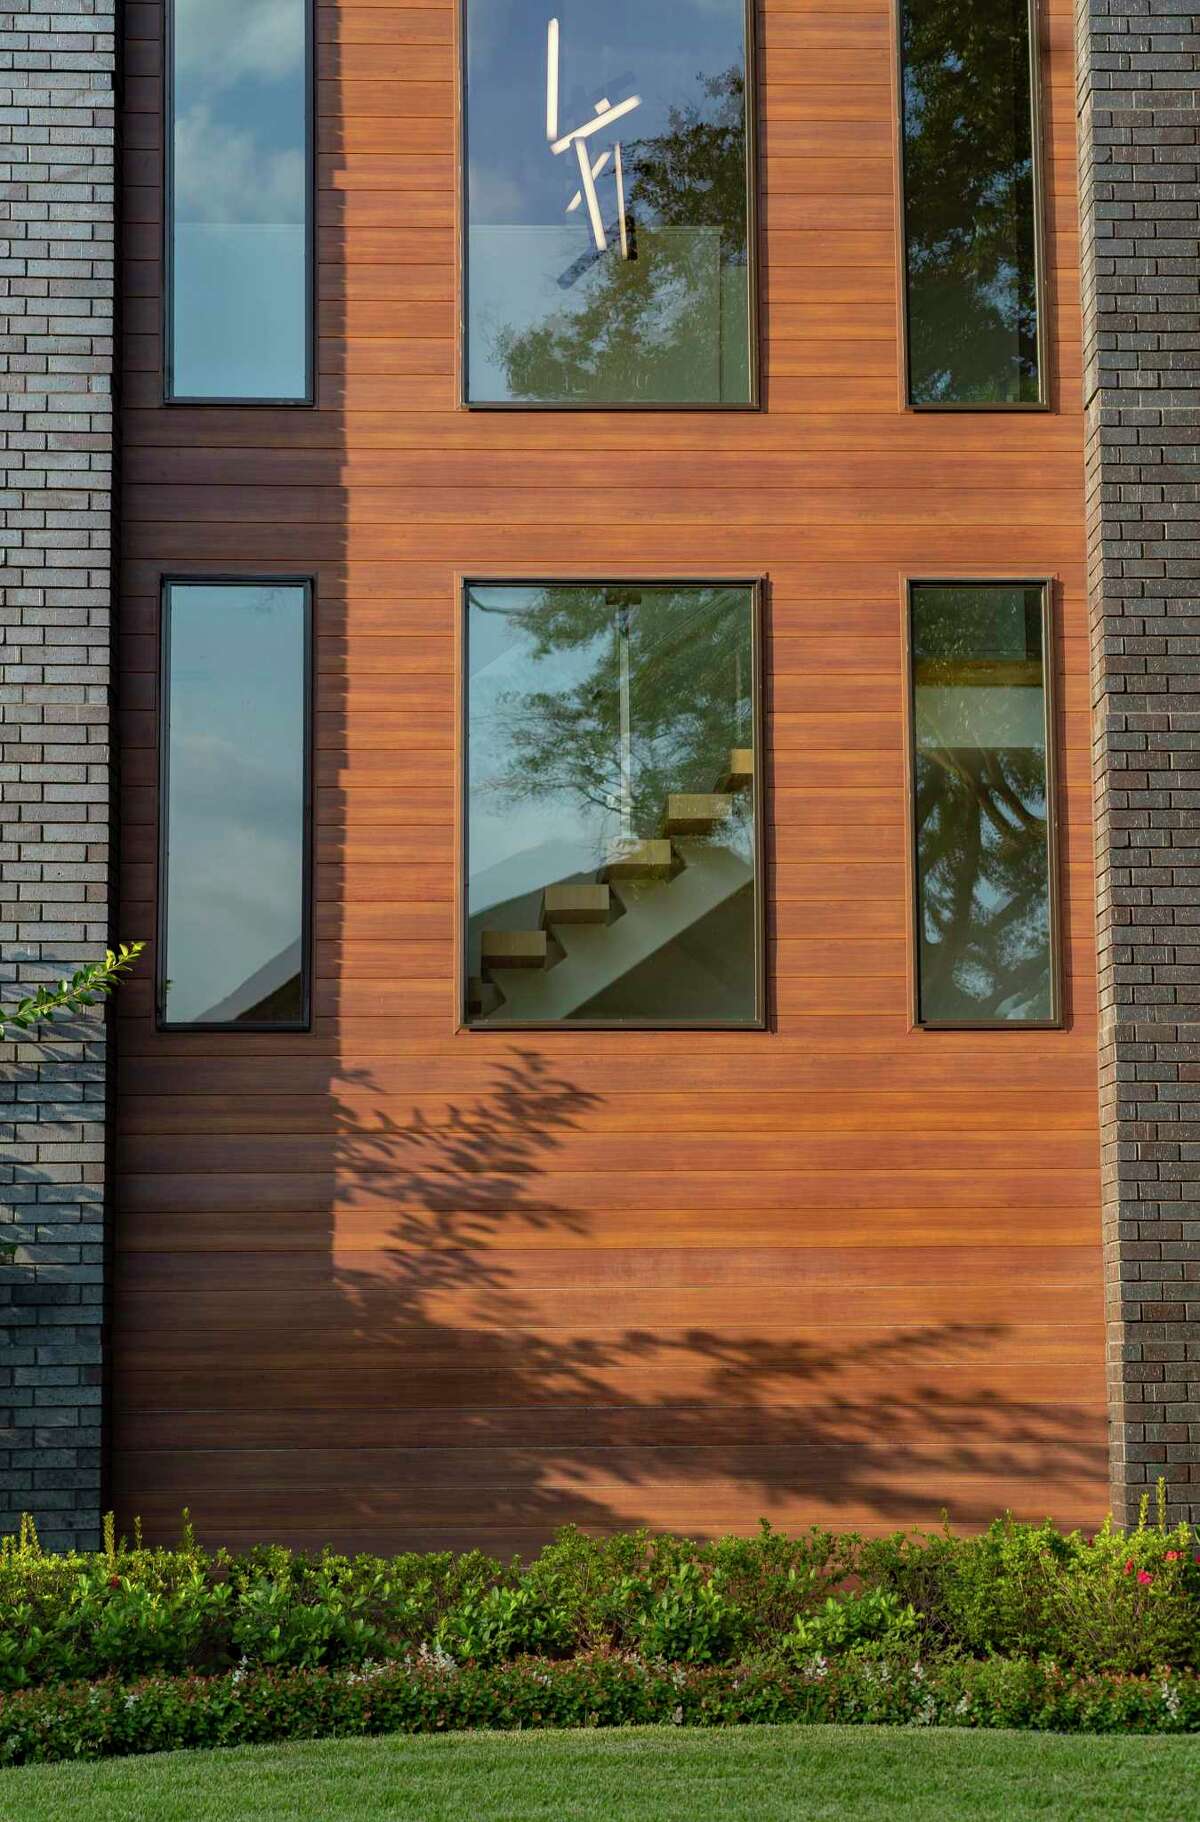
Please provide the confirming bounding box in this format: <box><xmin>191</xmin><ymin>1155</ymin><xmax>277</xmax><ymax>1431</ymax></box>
<box><xmin>113</xmin><ymin>0</ymin><xmax>1109</xmax><ymax>1552</ymax></box>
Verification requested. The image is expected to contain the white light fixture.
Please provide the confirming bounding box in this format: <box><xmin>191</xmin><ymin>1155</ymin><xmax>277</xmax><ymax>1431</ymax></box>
<box><xmin>546</xmin><ymin>18</ymin><xmax>559</xmax><ymax>141</ymax></box>
<box><xmin>545</xmin><ymin>20</ymin><xmax>640</xmax><ymax>258</ymax></box>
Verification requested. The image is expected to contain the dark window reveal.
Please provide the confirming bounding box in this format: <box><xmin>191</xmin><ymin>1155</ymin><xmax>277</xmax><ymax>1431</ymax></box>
<box><xmin>462</xmin><ymin>1</ymin><xmax>757</xmax><ymax>406</ymax></box>
<box><xmin>167</xmin><ymin>0</ymin><xmax>312</xmax><ymax>402</ymax></box>
<box><xmin>908</xmin><ymin>582</ymin><xmax>1058</xmax><ymax>1027</ymax></box>
<box><xmin>464</xmin><ymin>581</ymin><xmax>764</xmax><ymax>1026</ymax></box>
<box><xmin>159</xmin><ymin>582</ymin><xmax>311</xmax><ymax>1029</ymax></box>
<box><xmin>898</xmin><ymin>0</ymin><xmax>1044</xmax><ymax>406</ymax></box>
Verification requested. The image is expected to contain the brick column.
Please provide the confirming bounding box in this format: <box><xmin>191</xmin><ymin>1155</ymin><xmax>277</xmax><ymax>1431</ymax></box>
<box><xmin>0</xmin><ymin>1</ymin><xmax>116</xmax><ymax>1549</ymax></box>
<box><xmin>1077</xmin><ymin>0</ymin><xmax>1200</xmax><ymax>1523</ymax></box>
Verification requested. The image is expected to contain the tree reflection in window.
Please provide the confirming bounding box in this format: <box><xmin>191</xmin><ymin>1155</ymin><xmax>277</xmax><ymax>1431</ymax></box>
<box><xmin>464</xmin><ymin>583</ymin><xmax>761</xmax><ymax>1027</ymax></box>
<box><xmin>464</xmin><ymin>1</ymin><xmax>754</xmax><ymax>405</ymax></box>
<box><xmin>899</xmin><ymin>0</ymin><xmax>1043</xmax><ymax>405</ymax></box>
<box><xmin>910</xmin><ymin>584</ymin><xmax>1056</xmax><ymax>1024</ymax></box>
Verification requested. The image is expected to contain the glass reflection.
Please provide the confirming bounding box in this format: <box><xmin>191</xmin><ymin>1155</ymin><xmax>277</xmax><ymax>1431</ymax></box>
<box><xmin>899</xmin><ymin>0</ymin><xmax>1042</xmax><ymax>405</ymax></box>
<box><xmin>162</xmin><ymin>583</ymin><xmax>308</xmax><ymax>1026</ymax></box>
<box><xmin>464</xmin><ymin>0</ymin><xmax>753</xmax><ymax>405</ymax></box>
<box><xmin>170</xmin><ymin>0</ymin><xmax>310</xmax><ymax>401</ymax></box>
<box><xmin>911</xmin><ymin>584</ymin><xmax>1054</xmax><ymax>1024</ymax></box>
<box><xmin>465</xmin><ymin>583</ymin><xmax>759</xmax><ymax>1024</ymax></box>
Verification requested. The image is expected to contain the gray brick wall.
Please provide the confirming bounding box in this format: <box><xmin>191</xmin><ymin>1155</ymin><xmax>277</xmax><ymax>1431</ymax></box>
<box><xmin>1077</xmin><ymin>0</ymin><xmax>1200</xmax><ymax>1523</ymax></box>
<box><xmin>0</xmin><ymin>0</ymin><xmax>116</xmax><ymax>1550</ymax></box>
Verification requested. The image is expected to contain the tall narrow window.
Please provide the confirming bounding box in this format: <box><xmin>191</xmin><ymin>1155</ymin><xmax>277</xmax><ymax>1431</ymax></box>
<box><xmin>908</xmin><ymin>582</ymin><xmax>1058</xmax><ymax>1027</ymax></box>
<box><xmin>167</xmin><ymin>0</ymin><xmax>312</xmax><ymax>402</ymax></box>
<box><xmin>464</xmin><ymin>581</ymin><xmax>764</xmax><ymax>1026</ymax></box>
<box><xmin>898</xmin><ymin>0</ymin><xmax>1045</xmax><ymax>407</ymax></box>
<box><xmin>159</xmin><ymin>581</ymin><xmax>311</xmax><ymax>1029</ymax></box>
<box><xmin>463</xmin><ymin>1</ymin><xmax>757</xmax><ymax>407</ymax></box>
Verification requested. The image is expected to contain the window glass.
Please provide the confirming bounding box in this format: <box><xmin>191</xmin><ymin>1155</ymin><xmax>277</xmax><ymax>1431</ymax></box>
<box><xmin>169</xmin><ymin>0</ymin><xmax>311</xmax><ymax>401</ymax></box>
<box><xmin>161</xmin><ymin>583</ymin><xmax>309</xmax><ymax>1027</ymax></box>
<box><xmin>465</xmin><ymin>583</ymin><xmax>760</xmax><ymax>1025</ymax></box>
<box><xmin>910</xmin><ymin>583</ymin><xmax>1055</xmax><ymax>1025</ymax></box>
<box><xmin>899</xmin><ymin>0</ymin><xmax>1042</xmax><ymax>405</ymax></box>
<box><xmin>463</xmin><ymin>1</ymin><xmax>755</xmax><ymax>405</ymax></box>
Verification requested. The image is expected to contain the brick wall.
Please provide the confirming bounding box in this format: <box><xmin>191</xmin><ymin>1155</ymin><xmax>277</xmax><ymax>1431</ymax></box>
<box><xmin>0</xmin><ymin>0</ymin><xmax>116</xmax><ymax>1549</ymax></box>
<box><xmin>1077</xmin><ymin>0</ymin><xmax>1200</xmax><ymax>1523</ymax></box>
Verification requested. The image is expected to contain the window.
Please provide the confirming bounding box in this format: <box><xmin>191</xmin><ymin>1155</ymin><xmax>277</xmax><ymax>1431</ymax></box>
<box><xmin>167</xmin><ymin>0</ymin><xmax>313</xmax><ymax>402</ymax></box>
<box><xmin>462</xmin><ymin>1</ymin><xmax>757</xmax><ymax>407</ymax></box>
<box><xmin>907</xmin><ymin>581</ymin><xmax>1059</xmax><ymax>1027</ymax></box>
<box><xmin>158</xmin><ymin>581</ymin><xmax>312</xmax><ymax>1029</ymax></box>
<box><xmin>463</xmin><ymin>581</ymin><xmax>764</xmax><ymax>1026</ymax></box>
<box><xmin>897</xmin><ymin>0</ymin><xmax>1045</xmax><ymax>407</ymax></box>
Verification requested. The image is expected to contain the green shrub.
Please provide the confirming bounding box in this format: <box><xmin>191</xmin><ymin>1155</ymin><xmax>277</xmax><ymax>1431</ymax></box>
<box><xmin>857</xmin><ymin>1496</ymin><xmax>1200</xmax><ymax>1672</ymax></box>
<box><xmin>788</xmin><ymin>1589</ymin><xmax>919</xmax><ymax>1661</ymax></box>
<box><xmin>632</xmin><ymin>1563</ymin><xmax>746</xmax><ymax>1664</ymax></box>
<box><xmin>1</xmin><ymin>1499</ymin><xmax>1196</xmax><ymax>1693</ymax></box>
<box><xmin>434</xmin><ymin>1584</ymin><xmax>573</xmax><ymax>1666</ymax></box>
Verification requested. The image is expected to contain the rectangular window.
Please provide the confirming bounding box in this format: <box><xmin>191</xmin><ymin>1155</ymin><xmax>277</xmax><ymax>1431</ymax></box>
<box><xmin>159</xmin><ymin>581</ymin><xmax>312</xmax><ymax>1029</ymax></box>
<box><xmin>462</xmin><ymin>1</ymin><xmax>757</xmax><ymax>407</ymax></box>
<box><xmin>167</xmin><ymin>0</ymin><xmax>313</xmax><ymax>402</ymax></box>
<box><xmin>897</xmin><ymin>0</ymin><xmax>1045</xmax><ymax>407</ymax></box>
<box><xmin>463</xmin><ymin>581</ymin><xmax>763</xmax><ymax>1026</ymax></box>
<box><xmin>907</xmin><ymin>581</ymin><xmax>1058</xmax><ymax>1028</ymax></box>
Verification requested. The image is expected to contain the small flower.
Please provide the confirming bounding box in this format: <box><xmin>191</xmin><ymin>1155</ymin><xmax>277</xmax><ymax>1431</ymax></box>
<box><xmin>108</xmin><ymin>1575</ymin><xmax>120</xmax><ymax>1588</ymax></box>
<box><xmin>1165</xmin><ymin>1550</ymin><xmax>1181</xmax><ymax>1562</ymax></box>
<box><xmin>1137</xmin><ymin>1570</ymin><xmax>1153</xmax><ymax>1586</ymax></box>
<box><xmin>1123</xmin><ymin>1559</ymin><xmax>1135</xmax><ymax>1575</ymax></box>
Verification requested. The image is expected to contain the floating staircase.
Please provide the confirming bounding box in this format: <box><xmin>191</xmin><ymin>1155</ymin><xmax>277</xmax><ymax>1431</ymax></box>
<box><xmin>471</xmin><ymin>749</ymin><xmax>754</xmax><ymax>1021</ymax></box>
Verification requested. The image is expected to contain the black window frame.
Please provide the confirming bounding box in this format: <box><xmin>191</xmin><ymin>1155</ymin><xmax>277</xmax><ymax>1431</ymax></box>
<box><xmin>163</xmin><ymin>0</ymin><xmax>317</xmax><ymax>407</ymax></box>
<box><xmin>904</xmin><ymin>576</ymin><xmax>1062</xmax><ymax>1032</ymax></box>
<box><xmin>893</xmin><ymin>0</ymin><xmax>1050</xmax><ymax>413</ymax></box>
<box><xmin>156</xmin><ymin>574</ymin><xmax>316</xmax><ymax>1034</ymax></box>
<box><xmin>457</xmin><ymin>0</ymin><xmax>762</xmax><ymax>412</ymax></box>
<box><xmin>458</xmin><ymin>574</ymin><xmax>769</xmax><ymax>1030</ymax></box>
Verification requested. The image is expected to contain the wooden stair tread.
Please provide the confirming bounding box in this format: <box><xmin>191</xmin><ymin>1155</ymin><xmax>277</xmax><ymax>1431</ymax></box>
<box><xmin>480</xmin><ymin>930</ymin><xmax>548</xmax><ymax>969</ymax></box>
<box><xmin>543</xmin><ymin>884</ymin><xmax>611</xmax><ymax>924</ymax></box>
<box><xmin>663</xmin><ymin>793</ymin><xmax>734</xmax><ymax>836</ymax></box>
<box><xmin>466</xmin><ymin>976</ymin><xmax>503</xmax><ymax>1016</ymax></box>
<box><xmin>601</xmin><ymin>839</ymin><xmax>674</xmax><ymax>881</ymax></box>
<box><xmin>717</xmin><ymin>748</ymin><xmax>754</xmax><ymax>792</ymax></box>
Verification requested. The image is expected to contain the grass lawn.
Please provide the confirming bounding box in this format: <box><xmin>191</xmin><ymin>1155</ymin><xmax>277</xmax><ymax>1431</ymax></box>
<box><xmin>1</xmin><ymin>1725</ymin><xmax>1197</xmax><ymax>1822</ymax></box>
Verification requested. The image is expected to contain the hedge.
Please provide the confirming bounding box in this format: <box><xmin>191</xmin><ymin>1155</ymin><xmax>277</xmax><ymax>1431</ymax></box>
<box><xmin>2</xmin><ymin>1654</ymin><xmax>1199</xmax><ymax>1766</ymax></box>
<box><xmin>3</xmin><ymin>1502</ymin><xmax>1198</xmax><ymax>1693</ymax></box>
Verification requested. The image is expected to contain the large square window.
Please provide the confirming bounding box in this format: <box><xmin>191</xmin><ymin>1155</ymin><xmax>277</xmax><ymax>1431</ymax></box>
<box><xmin>462</xmin><ymin>1</ymin><xmax>758</xmax><ymax>407</ymax></box>
<box><xmin>463</xmin><ymin>581</ymin><xmax>764</xmax><ymax>1026</ymax></box>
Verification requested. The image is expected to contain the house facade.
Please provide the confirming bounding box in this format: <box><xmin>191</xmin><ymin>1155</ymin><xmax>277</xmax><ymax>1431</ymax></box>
<box><xmin>2</xmin><ymin>0</ymin><xmax>1199</xmax><ymax>1553</ymax></box>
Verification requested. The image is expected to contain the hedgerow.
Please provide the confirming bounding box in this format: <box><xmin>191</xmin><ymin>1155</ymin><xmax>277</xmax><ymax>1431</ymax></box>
<box><xmin>1</xmin><ymin>1655</ymin><xmax>1198</xmax><ymax>1767</ymax></box>
<box><xmin>1</xmin><ymin>1490</ymin><xmax>1197</xmax><ymax>1762</ymax></box>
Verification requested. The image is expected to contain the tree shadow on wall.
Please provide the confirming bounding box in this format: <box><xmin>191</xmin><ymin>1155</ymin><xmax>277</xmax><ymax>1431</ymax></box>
<box><xmin>324</xmin><ymin>1048</ymin><xmax>1109</xmax><ymax>1553</ymax></box>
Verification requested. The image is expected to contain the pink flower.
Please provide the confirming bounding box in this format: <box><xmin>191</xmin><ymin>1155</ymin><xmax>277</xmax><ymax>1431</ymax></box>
<box><xmin>1137</xmin><ymin>1570</ymin><xmax>1153</xmax><ymax>1586</ymax></box>
<box><xmin>1165</xmin><ymin>1550</ymin><xmax>1181</xmax><ymax>1562</ymax></box>
<box><xmin>1124</xmin><ymin>1559</ymin><xmax>1135</xmax><ymax>1575</ymax></box>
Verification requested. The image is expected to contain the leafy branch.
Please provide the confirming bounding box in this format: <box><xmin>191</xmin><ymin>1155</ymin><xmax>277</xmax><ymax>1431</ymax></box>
<box><xmin>0</xmin><ymin>942</ymin><xmax>145</xmax><ymax>1042</ymax></box>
